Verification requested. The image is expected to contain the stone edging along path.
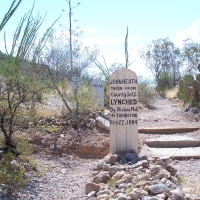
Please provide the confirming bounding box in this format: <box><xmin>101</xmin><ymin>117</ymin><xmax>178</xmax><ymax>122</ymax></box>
<box><xmin>85</xmin><ymin>124</ymin><xmax>200</xmax><ymax>199</ymax></box>
<box><xmin>85</xmin><ymin>151</ymin><xmax>199</xmax><ymax>199</ymax></box>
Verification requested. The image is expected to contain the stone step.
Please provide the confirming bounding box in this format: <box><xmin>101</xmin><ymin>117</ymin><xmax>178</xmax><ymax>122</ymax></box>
<box><xmin>139</xmin><ymin>145</ymin><xmax>200</xmax><ymax>159</ymax></box>
<box><xmin>138</xmin><ymin>127</ymin><xmax>199</xmax><ymax>134</ymax></box>
<box><xmin>145</xmin><ymin>137</ymin><xmax>200</xmax><ymax>148</ymax></box>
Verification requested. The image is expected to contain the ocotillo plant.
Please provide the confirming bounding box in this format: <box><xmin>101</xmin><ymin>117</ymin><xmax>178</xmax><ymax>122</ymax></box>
<box><xmin>177</xmin><ymin>64</ymin><xmax>200</xmax><ymax>107</ymax></box>
<box><xmin>124</xmin><ymin>26</ymin><xmax>135</xmax><ymax>69</ymax></box>
<box><xmin>0</xmin><ymin>0</ymin><xmax>22</xmax><ymax>32</ymax></box>
<box><xmin>94</xmin><ymin>26</ymin><xmax>135</xmax><ymax>80</ymax></box>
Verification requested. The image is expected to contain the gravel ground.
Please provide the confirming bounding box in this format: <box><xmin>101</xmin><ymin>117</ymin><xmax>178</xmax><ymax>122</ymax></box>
<box><xmin>20</xmin><ymin>155</ymin><xmax>97</xmax><ymax>200</ymax></box>
<box><xmin>2</xmin><ymin>97</ymin><xmax>200</xmax><ymax>199</ymax></box>
<box><xmin>138</xmin><ymin>97</ymin><xmax>200</xmax><ymax>197</ymax></box>
<box><xmin>1</xmin><ymin>154</ymin><xmax>98</xmax><ymax>200</ymax></box>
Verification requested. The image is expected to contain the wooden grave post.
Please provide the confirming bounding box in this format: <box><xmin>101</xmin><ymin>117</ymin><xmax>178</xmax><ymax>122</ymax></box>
<box><xmin>109</xmin><ymin>68</ymin><xmax>138</xmax><ymax>154</ymax></box>
<box><xmin>91</xmin><ymin>79</ymin><xmax>104</xmax><ymax>107</ymax></box>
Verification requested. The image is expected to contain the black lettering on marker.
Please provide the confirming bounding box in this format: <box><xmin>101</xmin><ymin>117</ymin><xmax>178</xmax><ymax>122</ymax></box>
<box><xmin>110</xmin><ymin>79</ymin><xmax>137</xmax><ymax>84</ymax></box>
<box><xmin>110</xmin><ymin>99</ymin><xmax>137</xmax><ymax>105</ymax></box>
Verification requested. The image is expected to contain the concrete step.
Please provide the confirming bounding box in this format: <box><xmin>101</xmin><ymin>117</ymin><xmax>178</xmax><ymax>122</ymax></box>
<box><xmin>139</xmin><ymin>145</ymin><xmax>200</xmax><ymax>159</ymax></box>
<box><xmin>145</xmin><ymin>136</ymin><xmax>200</xmax><ymax>148</ymax></box>
<box><xmin>138</xmin><ymin>127</ymin><xmax>199</xmax><ymax>134</ymax></box>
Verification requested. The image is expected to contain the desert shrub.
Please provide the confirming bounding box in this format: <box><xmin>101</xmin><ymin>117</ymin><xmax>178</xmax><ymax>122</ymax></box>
<box><xmin>165</xmin><ymin>87</ymin><xmax>178</xmax><ymax>100</ymax></box>
<box><xmin>35</xmin><ymin>92</ymin><xmax>43</xmax><ymax>103</ymax></box>
<box><xmin>0</xmin><ymin>136</ymin><xmax>34</xmax><ymax>195</ymax></box>
<box><xmin>67</xmin><ymin>84</ymin><xmax>99</xmax><ymax>114</ymax></box>
<box><xmin>0</xmin><ymin>133</ymin><xmax>34</xmax><ymax>161</ymax></box>
<box><xmin>138</xmin><ymin>76</ymin><xmax>158</xmax><ymax>107</ymax></box>
<box><xmin>155</xmin><ymin>71</ymin><xmax>176</xmax><ymax>94</ymax></box>
<box><xmin>139</xmin><ymin>38</ymin><xmax>182</xmax><ymax>94</ymax></box>
<box><xmin>36</xmin><ymin>104</ymin><xmax>63</xmax><ymax>119</ymax></box>
<box><xmin>0</xmin><ymin>151</ymin><xmax>28</xmax><ymax>195</ymax></box>
<box><xmin>0</xmin><ymin>132</ymin><xmax>4</xmax><ymax>147</ymax></box>
<box><xmin>16</xmin><ymin>136</ymin><xmax>34</xmax><ymax>158</ymax></box>
<box><xmin>177</xmin><ymin>175</ymin><xmax>186</xmax><ymax>186</ymax></box>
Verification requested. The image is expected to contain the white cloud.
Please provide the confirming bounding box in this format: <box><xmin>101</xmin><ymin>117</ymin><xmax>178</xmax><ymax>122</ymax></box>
<box><xmin>174</xmin><ymin>19</ymin><xmax>200</xmax><ymax>47</ymax></box>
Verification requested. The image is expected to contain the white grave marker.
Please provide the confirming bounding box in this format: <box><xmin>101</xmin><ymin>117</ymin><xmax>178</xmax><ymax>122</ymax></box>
<box><xmin>109</xmin><ymin>68</ymin><xmax>138</xmax><ymax>154</ymax></box>
<box><xmin>91</xmin><ymin>79</ymin><xmax>104</xmax><ymax>107</ymax></box>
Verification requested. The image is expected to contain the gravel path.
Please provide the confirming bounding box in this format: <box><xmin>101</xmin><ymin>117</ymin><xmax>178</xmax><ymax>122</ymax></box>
<box><xmin>139</xmin><ymin>98</ymin><xmax>200</xmax><ymax>197</ymax></box>
<box><xmin>2</xmin><ymin>154</ymin><xmax>98</xmax><ymax>200</ymax></box>
<box><xmin>171</xmin><ymin>159</ymin><xmax>200</xmax><ymax>196</ymax></box>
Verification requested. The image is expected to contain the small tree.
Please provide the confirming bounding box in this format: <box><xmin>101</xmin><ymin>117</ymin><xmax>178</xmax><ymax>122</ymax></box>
<box><xmin>139</xmin><ymin>38</ymin><xmax>182</xmax><ymax>92</ymax></box>
<box><xmin>138</xmin><ymin>76</ymin><xmax>158</xmax><ymax>107</ymax></box>
<box><xmin>0</xmin><ymin>2</ymin><xmax>59</xmax><ymax>152</ymax></box>
<box><xmin>182</xmin><ymin>38</ymin><xmax>200</xmax><ymax>76</ymax></box>
<box><xmin>42</xmin><ymin>0</ymin><xmax>99</xmax><ymax>114</ymax></box>
<box><xmin>0</xmin><ymin>61</ymin><xmax>43</xmax><ymax>152</ymax></box>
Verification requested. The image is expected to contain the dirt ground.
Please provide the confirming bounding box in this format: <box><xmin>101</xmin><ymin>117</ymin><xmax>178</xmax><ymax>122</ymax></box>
<box><xmin>2</xmin><ymin>97</ymin><xmax>200</xmax><ymax>199</ymax></box>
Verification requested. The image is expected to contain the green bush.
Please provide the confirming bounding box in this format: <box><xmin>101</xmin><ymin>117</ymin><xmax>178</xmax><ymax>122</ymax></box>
<box><xmin>138</xmin><ymin>76</ymin><xmax>158</xmax><ymax>107</ymax></box>
<box><xmin>0</xmin><ymin>151</ymin><xmax>28</xmax><ymax>195</ymax></box>
<box><xmin>177</xmin><ymin>175</ymin><xmax>186</xmax><ymax>186</ymax></box>
<box><xmin>0</xmin><ymin>136</ymin><xmax>34</xmax><ymax>195</ymax></box>
<box><xmin>16</xmin><ymin>136</ymin><xmax>34</xmax><ymax>158</ymax></box>
<box><xmin>68</xmin><ymin>84</ymin><xmax>99</xmax><ymax>114</ymax></box>
<box><xmin>156</xmin><ymin>71</ymin><xmax>176</xmax><ymax>94</ymax></box>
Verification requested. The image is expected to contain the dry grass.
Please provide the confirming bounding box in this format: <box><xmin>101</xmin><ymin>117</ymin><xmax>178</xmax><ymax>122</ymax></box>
<box><xmin>36</xmin><ymin>107</ymin><xmax>62</xmax><ymax>119</ymax></box>
<box><xmin>35</xmin><ymin>94</ymin><xmax>64</xmax><ymax>119</ymax></box>
<box><xmin>165</xmin><ymin>87</ymin><xmax>178</xmax><ymax>100</ymax></box>
<box><xmin>177</xmin><ymin>101</ymin><xmax>185</xmax><ymax>109</ymax></box>
<box><xmin>195</xmin><ymin>181</ymin><xmax>200</xmax><ymax>195</ymax></box>
<box><xmin>34</xmin><ymin>81</ymin><xmax>101</xmax><ymax>119</ymax></box>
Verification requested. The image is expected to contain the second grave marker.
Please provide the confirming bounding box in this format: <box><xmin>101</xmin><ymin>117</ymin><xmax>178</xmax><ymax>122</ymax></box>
<box><xmin>91</xmin><ymin>79</ymin><xmax>104</xmax><ymax>107</ymax></box>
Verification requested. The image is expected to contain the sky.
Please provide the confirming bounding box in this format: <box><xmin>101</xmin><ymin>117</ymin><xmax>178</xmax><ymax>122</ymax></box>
<box><xmin>1</xmin><ymin>0</ymin><xmax>200</xmax><ymax>77</ymax></box>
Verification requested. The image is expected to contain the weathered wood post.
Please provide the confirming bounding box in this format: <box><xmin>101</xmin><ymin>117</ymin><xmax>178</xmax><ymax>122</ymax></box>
<box><xmin>109</xmin><ymin>68</ymin><xmax>138</xmax><ymax>154</ymax></box>
<box><xmin>91</xmin><ymin>79</ymin><xmax>104</xmax><ymax>107</ymax></box>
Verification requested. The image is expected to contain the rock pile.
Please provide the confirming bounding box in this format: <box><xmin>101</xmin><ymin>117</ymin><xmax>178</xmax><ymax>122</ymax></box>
<box><xmin>35</xmin><ymin>108</ymin><xmax>110</xmax><ymax>132</ymax></box>
<box><xmin>85</xmin><ymin>151</ymin><xmax>199</xmax><ymax>200</ymax></box>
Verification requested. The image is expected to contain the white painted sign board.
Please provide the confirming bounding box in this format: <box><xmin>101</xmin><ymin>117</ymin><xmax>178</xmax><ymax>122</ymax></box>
<box><xmin>91</xmin><ymin>79</ymin><xmax>104</xmax><ymax>107</ymax></box>
<box><xmin>109</xmin><ymin>68</ymin><xmax>138</xmax><ymax>154</ymax></box>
